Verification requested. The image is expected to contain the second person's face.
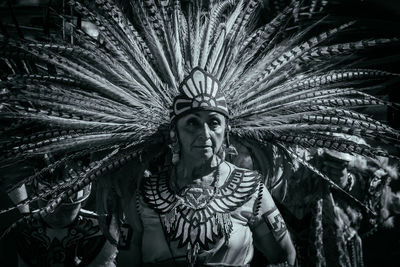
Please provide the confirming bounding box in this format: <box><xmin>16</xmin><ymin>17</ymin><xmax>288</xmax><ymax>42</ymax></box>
<box><xmin>176</xmin><ymin>110</ymin><xmax>226</xmax><ymax>163</ymax></box>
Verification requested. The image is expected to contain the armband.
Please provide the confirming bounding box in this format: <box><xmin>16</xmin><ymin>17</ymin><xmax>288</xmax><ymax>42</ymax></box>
<box><xmin>261</xmin><ymin>207</ymin><xmax>287</xmax><ymax>242</ymax></box>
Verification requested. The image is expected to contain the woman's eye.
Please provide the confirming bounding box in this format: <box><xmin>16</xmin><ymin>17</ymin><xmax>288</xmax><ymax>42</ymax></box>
<box><xmin>210</xmin><ymin>119</ymin><xmax>221</xmax><ymax>127</ymax></box>
<box><xmin>187</xmin><ymin>118</ymin><xmax>199</xmax><ymax>126</ymax></box>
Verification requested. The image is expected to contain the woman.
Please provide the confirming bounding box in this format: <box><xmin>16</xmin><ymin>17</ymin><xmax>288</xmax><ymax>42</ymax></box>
<box><xmin>121</xmin><ymin>68</ymin><xmax>296</xmax><ymax>266</ymax></box>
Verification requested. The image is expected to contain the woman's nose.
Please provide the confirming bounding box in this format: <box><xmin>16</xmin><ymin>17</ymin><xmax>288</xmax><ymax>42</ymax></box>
<box><xmin>199</xmin><ymin>122</ymin><xmax>211</xmax><ymax>140</ymax></box>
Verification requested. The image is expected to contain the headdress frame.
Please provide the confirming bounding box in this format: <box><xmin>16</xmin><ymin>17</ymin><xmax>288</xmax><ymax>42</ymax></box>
<box><xmin>170</xmin><ymin>67</ymin><xmax>230</xmax><ymax>124</ymax></box>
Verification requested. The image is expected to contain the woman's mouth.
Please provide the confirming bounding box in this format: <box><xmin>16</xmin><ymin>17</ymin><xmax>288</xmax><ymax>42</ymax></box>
<box><xmin>193</xmin><ymin>145</ymin><xmax>213</xmax><ymax>150</ymax></box>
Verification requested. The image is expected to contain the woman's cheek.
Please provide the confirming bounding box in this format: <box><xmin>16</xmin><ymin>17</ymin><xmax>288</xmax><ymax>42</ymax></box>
<box><xmin>215</xmin><ymin>134</ymin><xmax>225</xmax><ymax>151</ymax></box>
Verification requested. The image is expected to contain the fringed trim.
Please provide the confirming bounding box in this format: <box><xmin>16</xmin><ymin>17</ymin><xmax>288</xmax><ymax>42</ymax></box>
<box><xmin>216</xmin><ymin>212</ymin><xmax>233</xmax><ymax>245</ymax></box>
<box><xmin>163</xmin><ymin>204</ymin><xmax>179</xmax><ymax>232</ymax></box>
<box><xmin>162</xmin><ymin>206</ymin><xmax>233</xmax><ymax>265</ymax></box>
<box><xmin>187</xmin><ymin>242</ymin><xmax>200</xmax><ymax>266</ymax></box>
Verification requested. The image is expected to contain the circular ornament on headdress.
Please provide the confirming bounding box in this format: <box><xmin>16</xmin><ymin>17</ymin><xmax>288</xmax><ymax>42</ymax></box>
<box><xmin>170</xmin><ymin>67</ymin><xmax>229</xmax><ymax>122</ymax></box>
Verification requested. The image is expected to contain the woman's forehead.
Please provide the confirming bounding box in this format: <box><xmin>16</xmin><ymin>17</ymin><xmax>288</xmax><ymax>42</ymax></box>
<box><xmin>181</xmin><ymin>110</ymin><xmax>225</xmax><ymax>119</ymax></box>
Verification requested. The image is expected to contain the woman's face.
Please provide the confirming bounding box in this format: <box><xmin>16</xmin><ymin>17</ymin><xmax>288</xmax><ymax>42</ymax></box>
<box><xmin>39</xmin><ymin>199</ymin><xmax>82</xmax><ymax>228</ymax></box>
<box><xmin>176</xmin><ymin>111</ymin><xmax>226</xmax><ymax>163</ymax></box>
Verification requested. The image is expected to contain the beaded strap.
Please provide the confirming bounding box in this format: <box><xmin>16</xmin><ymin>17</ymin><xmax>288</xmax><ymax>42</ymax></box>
<box><xmin>253</xmin><ymin>180</ymin><xmax>264</xmax><ymax>217</ymax></box>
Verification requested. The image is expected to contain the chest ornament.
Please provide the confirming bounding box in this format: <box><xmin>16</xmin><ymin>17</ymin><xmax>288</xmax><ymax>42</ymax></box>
<box><xmin>142</xmin><ymin>167</ymin><xmax>260</xmax><ymax>264</ymax></box>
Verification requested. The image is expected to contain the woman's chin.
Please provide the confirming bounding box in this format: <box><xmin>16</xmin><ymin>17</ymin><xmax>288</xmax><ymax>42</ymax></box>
<box><xmin>194</xmin><ymin>150</ymin><xmax>214</xmax><ymax>162</ymax></box>
<box><xmin>182</xmin><ymin>147</ymin><xmax>217</xmax><ymax>163</ymax></box>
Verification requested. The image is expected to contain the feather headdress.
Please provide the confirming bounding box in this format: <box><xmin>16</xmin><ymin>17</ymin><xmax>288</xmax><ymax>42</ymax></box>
<box><xmin>0</xmin><ymin>0</ymin><xmax>399</xmax><ymax>242</ymax></box>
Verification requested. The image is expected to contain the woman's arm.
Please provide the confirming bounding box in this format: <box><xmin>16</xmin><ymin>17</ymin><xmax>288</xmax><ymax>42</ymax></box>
<box><xmin>251</xmin><ymin>184</ymin><xmax>296</xmax><ymax>265</ymax></box>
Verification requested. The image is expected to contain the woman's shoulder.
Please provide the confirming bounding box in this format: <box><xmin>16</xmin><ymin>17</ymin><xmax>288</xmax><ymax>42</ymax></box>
<box><xmin>224</xmin><ymin>161</ymin><xmax>262</xmax><ymax>178</ymax></box>
<box><xmin>218</xmin><ymin>161</ymin><xmax>262</xmax><ymax>189</ymax></box>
